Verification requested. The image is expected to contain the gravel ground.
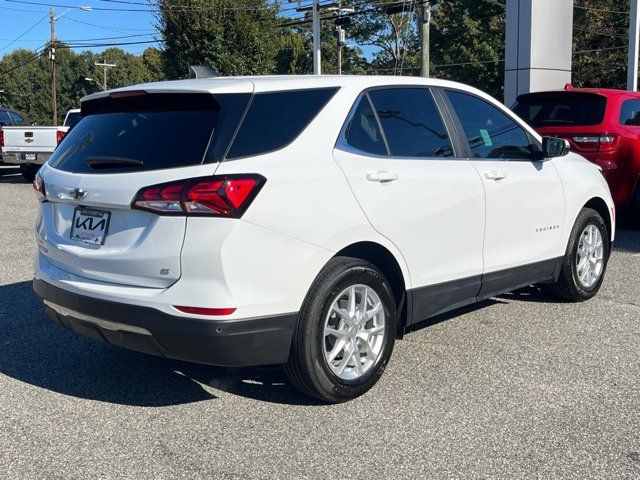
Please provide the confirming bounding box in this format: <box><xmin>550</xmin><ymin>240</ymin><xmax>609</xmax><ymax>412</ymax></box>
<box><xmin>0</xmin><ymin>165</ymin><xmax>638</xmax><ymax>479</ymax></box>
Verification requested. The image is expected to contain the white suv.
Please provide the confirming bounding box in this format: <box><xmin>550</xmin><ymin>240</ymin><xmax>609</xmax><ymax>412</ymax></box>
<box><xmin>33</xmin><ymin>76</ymin><xmax>615</xmax><ymax>402</ymax></box>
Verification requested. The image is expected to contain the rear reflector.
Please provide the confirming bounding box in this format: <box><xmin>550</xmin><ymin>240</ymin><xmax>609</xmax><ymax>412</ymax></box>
<box><xmin>132</xmin><ymin>174</ymin><xmax>265</xmax><ymax>217</ymax></box>
<box><xmin>174</xmin><ymin>306</ymin><xmax>236</xmax><ymax>316</ymax></box>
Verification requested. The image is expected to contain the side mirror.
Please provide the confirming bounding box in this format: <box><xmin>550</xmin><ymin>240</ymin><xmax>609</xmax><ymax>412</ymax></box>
<box><xmin>542</xmin><ymin>136</ymin><xmax>570</xmax><ymax>158</ymax></box>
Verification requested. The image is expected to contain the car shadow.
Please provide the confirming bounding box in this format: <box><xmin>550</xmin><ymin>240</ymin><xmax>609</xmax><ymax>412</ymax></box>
<box><xmin>498</xmin><ymin>285</ymin><xmax>564</xmax><ymax>304</ymax></box>
<box><xmin>0</xmin><ymin>281</ymin><xmax>321</xmax><ymax>407</ymax></box>
<box><xmin>0</xmin><ymin>166</ymin><xmax>27</xmax><ymax>183</ymax></box>
<box><xmin>611</xmin><ymin>228</ymin><xmax>640</xmax><ymax>254</ymax></box>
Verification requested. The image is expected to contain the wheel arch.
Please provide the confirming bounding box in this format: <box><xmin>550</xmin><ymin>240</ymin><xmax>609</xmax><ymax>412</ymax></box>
<box><xmin>335</xmin><ymin>241</ymin><xmax>409</xmax><ymax>337</ymax></box>
<box><xmin>583</xmin><ymin>196</ymin><xmax>614</xmax><ymax>242</ymax></box>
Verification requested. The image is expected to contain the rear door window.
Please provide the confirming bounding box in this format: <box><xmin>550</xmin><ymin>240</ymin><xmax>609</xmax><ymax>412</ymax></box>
<box><xmin>48</xmin><ymin>93</ymin><xmax>250</xmax><ymax>174</ymax></box>
<box><xmin>619</xmin><ymin>99</ymin><xmax>640</xmax><ymax>126</ymax></box>
<box><xmin>368</xmin><ymin>88</ymin><xmax>453</xmax><ymax>158</ymax></box>
<box><xmin>226</xmin><ymin>87</ymin><xmax>338</xmax><ymax>159</ymax></box>
<box><xmin>512</xmin><ymin>92</ymin><xmax>607</xmax><ymax>127</ymax></box>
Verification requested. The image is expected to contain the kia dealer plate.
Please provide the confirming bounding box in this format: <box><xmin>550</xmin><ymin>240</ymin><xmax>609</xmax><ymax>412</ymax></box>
<box><xmin>70</xmin><ymin>208</ymin><xmax>111</xmax><ymax>245</ymax></box>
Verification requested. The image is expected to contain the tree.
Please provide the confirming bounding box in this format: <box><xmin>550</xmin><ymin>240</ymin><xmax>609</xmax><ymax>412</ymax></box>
<box><xmin>572</xmin><ymin>0</ymin><xmax>630</xmax><ymax>89</ymax></box>
<box><xmin>157</xmin><ymin>0</ymin><xmax>281</xmax><ymax>78</ymax></box>
<box><xmin>347</xmin><ymin>0</ymin><xmax>419</xmax><ymax>75</ymax></box>
<box><xmin>430</xmin><ymin>0</ymin><xmax>505</xmax><ymax>99</ymax></box>
<box><xmin>0</xmin><ymin>46</ymin><xmax>166</xmax><ymax>125</ymax></box>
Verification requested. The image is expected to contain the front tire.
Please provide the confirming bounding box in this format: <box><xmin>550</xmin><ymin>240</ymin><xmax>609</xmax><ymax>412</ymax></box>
<box><xmin>285</xmin><ymin>257</ymin><xmax>397</xmax><ymax>403</ymax></box>
<box><xmin>548</xmin><ymin>207</ymin><xmax>610</xmax><ymax>302</ymax></box>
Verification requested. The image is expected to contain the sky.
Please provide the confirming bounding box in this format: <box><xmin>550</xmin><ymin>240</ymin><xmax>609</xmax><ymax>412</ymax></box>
<box><xmin>0</xmin><ymin>0</ymin><xmax>161</xmax><ymax>57</ymax></box>
<box><xmin>0</xmin><ymin>0</ymin><xmax>322</xmax><ymax>58</ymax></box>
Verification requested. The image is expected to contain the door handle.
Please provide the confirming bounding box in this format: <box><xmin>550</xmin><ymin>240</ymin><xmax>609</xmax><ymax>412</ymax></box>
<box><xmin>366</xmin><ymin>171</ymin><xmax>399</xmax><ymax>183</ymax></box>
<box><xmin>484</xmin><ymin>170</ymin><xmax>508</xmax><ymax>181</ymax></box>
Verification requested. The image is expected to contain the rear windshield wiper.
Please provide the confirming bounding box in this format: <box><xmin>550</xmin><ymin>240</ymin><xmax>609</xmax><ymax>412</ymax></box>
<box><xmin>84</xmin><ymin>156</ymin><xmax>144</xmax><ymax>169</ymax></box>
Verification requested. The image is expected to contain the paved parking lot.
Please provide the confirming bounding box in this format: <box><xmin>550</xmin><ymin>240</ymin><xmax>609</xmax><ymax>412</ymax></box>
<box><xmin>0</xmin><ymin>165</ymin><xmax>638</xmax><ymax>479</ymax></box>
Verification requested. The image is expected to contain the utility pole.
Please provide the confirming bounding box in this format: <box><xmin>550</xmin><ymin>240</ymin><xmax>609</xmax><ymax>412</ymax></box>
<box><xmin>420</xmin><ymin>0</ymin><xmax>431</xmax><ymax>78</ymax></box>
<box><xmin>94</xmin><ymin>60</ymin><xmax>116</xmax><ymax>91</ymax></box>
<box><xmin>312</xmin><ymin>0</ymin><xmax>321</xmax><ymax>75</ymax></box>
<box><xmin>336</xmin><ymin>25</ymin><xmax>344</xmax><ymax>75</ymax></box>
<box><xmin>50</xmin><ymin>8</ymin><xmax>57</xmax><ymax>125</ymax></box>
<box><xmin>628</xmin><ymin>0</ymin><xmax>639</xmax><ymax>91</ymax></box>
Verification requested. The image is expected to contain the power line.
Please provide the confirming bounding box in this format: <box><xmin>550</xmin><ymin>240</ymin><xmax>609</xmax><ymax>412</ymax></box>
<box><xmin>0</xmin><ymin>11</ymin><xmax>48</xmax><ymax>54</ymax></box>
<box><xmin>574</xmin><ymin>4</ymin><xmax>629</xmax><ymax>16</ymax></box>
<box><xmin>62</xmin><ymin>16</ymin><xmax>153</xmax><ymax>32</ymax></box>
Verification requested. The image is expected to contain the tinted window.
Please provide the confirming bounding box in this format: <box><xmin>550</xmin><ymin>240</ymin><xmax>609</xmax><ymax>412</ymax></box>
<box><xmin>343</xmin><ymin>95</ymin><xmax>387</xmax><ymax>156</ymax></box>
<box><xmin>226</xmin><ymin>88</ymin><xmax>338</xmax><ymax>159</ymax></box>
<box><xmin>368</xmin><ymin>88</ymin><xmax>453</xmax><ymax>157</ymax></box>
<box><xmin>0</xmin><ymin>110</ymin><xmax>10</xmax><ymax>126</ymax></box>
<box><xmin>513</xmin><ymin>92</ymin><xmax>606</xmax><ymax>127</ymax></box>
<box><xmin>619</xmin><ymin>99</ymin><xmax>640</xmax><ymax>126</ymax></box>
<box><xmin>49</xmin><ymin>93</ymin><xmax>248</xmax><ymax>174</ymax></box>
<box><xmin>9</xmin><ymin>111</ymin><xmax>28</xmax><ymax>126</ymax></box>
<box><xmin>447</xmin><ymin>91</ymin><xmax>532</xmax><ymax>160</ymax></box>
<box><xmin>64</xmin><ymin>111</ymin><xmax>82</xmax><ymax>129</ymax></box>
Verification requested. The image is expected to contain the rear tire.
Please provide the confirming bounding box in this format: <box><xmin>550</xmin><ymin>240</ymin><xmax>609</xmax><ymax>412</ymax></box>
<box><xmin>548</xmin><ymin>208</ymin><xmax>610</xmax><ymax>302</ymax></box>
<box><xmin>284</xmin><ymin>257</ymin><xmax>397</xmax><ymax>403</ymax></box>
<box><xmin>19</xmin><ymin>164</ymin><xmax>38</xmax><ymax>182</ymax></box>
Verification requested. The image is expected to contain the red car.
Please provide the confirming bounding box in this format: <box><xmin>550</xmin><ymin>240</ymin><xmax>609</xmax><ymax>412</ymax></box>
<box><xmin>513</xmin><ymin>85</ymin><xmax>640</xmax><ymax>215</ymax></box>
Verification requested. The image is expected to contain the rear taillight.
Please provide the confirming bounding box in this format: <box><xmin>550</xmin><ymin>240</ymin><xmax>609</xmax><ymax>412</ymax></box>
<box><xmin>56</xmin><ymin>129</ymin><xmax>67</xmax><ymax>145</ymax></box>
<box><xmin>132</xmin><ymin>174</ymin><xmax>266</xmax><ymax>217</ymax></box>
<box><xmin>33</xmin><ymin>172</ymin><xmax>46</xmax><ymax>202</ymax></box>
<box><xmin>571</xmin><ymin>134</ymin><xmax>620</xmax><ymax>152</ymax></box>
<box><xmin>0</xmin><ymin>130</ymin><xmax>4</xmax><ymax>149</ymax></box>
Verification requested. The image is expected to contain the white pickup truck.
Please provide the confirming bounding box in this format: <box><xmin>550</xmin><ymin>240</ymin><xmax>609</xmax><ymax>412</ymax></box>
<box><xmin>1</xmin><ymin>109</ymin><xmax>78</xmax><ymax>180</ymax></box>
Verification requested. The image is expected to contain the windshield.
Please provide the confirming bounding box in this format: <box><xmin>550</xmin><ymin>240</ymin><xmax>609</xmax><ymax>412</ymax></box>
<box><xmin>512</xmin><ymin>93</ymin><xmax>607</xmax><ymax>127</ymax></box>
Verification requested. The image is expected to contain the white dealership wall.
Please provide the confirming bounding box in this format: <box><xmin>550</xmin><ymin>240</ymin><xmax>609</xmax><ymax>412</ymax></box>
<box><xmin>504</xmin><ymin>0</ymin><xmax>574</xmax><ymax>106</ymax></box>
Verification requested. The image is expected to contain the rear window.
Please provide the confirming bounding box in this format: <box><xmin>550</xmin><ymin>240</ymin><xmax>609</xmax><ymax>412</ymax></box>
<box><xmin>49</xmin><ymin>93</ymin><xmax>250</xmax><ymax>174</ymax></box>
<box><xmin>512</xmin><ymin>93</ymin><xmax>607</xmax><ymax>127</ymax></box>
<box><xmin>226</xmin><ymin>87</ymin><xmax>338</xmax><ymax>159</ymax></box>
<box><xmin>64</xmin><ymin>111</ymin><xmax>82</xmax><ymax>130</ymax></box>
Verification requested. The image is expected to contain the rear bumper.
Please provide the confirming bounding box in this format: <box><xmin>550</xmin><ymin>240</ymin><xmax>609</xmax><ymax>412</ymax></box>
<box><xmin>33</xmin><ymin>279</ymin><xmax>297</xmax><ymax>367</ymax></box>
<box><xmin>2</xmin><ymin>152</ymin><xmax>51</xmax><ymax>165</ymax></box>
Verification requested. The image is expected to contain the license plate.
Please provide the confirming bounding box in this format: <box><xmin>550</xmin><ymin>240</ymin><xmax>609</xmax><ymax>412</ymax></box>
<box><xmin>24</xmin><ymin>153</ymin><xmax>36</xmax><ymax>161</ymax></box>
<box><xmin>70</xmin><ymin>208</ymin><xmax>111</xmax><ymax>245</ymax></box>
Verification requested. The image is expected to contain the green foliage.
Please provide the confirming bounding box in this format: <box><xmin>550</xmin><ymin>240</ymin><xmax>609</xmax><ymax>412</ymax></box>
<box><xmin>1</xmin><ymin>0</ymin><xmax>637</xmax><ymax>125</ymax></box>
<box><xmin>572</xmin><ymin>0</ymin><xmax>630</xmax><ymax>89</ymax></box>
<box><xmin>0</xmin><ymin>46</ymin><xmax>166</xmax><ymax>125</ymax></box>
<box><xmin>157</xmin><ymin>0</ymin><xmax>281</xmax><ymax>78</ymax></box>
<box><xmin>430</xmin><ymin>0</ymin><xmax>505</xmax><ymax>99</ymax></box>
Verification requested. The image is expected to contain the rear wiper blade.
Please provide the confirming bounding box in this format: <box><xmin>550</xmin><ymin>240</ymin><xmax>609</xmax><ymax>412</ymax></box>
<box><xmin>84</xmin><ymin>156</ymin><xmax>144</xmax><ymax>169</ymax></box>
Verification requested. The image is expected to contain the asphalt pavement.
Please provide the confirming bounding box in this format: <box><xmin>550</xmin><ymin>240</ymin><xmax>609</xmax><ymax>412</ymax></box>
<box><xmin>0</xmin><ymin>165</ymin><xmax>638</xmax><ymax>479</ymax></box>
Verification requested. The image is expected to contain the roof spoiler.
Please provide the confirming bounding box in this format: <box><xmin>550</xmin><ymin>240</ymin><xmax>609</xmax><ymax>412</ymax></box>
<box><xmin>188</xmin><ymin>65</ymin><xmax>220</xmax><ymax>79</ymax></box>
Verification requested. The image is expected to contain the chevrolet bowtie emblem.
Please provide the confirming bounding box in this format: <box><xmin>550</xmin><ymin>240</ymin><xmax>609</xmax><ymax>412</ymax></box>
<box><xmin>69</xmin><ymin>188</ymin><xmax>87</xmax><ymax>200</ymax></box>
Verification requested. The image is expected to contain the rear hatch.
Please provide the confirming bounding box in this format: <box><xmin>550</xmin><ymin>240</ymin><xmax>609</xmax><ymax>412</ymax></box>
<box><xmin>37</xmin><ymin>87</ymin><xmax>253</xmax><ymax>288</ymax></box>
<box><xmin>512</xmin><ymin>91</ymin><xmax>612</xmax><ymax>160</ymax></box>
